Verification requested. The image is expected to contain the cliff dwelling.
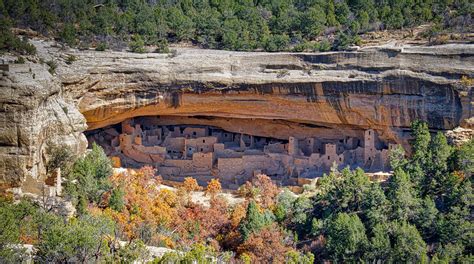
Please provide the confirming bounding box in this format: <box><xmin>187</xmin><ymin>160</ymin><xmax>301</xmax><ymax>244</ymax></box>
<box><xmin>86</xmin><ymin>116</ymin><xmax>397</xmax><ymax>188</ymax></box>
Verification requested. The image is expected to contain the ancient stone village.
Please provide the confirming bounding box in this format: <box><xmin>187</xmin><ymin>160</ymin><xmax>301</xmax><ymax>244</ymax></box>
<box><xmin>88</xmin><ymin>116</ymin><xmax>396</xmax><ymax>188</ymax></box>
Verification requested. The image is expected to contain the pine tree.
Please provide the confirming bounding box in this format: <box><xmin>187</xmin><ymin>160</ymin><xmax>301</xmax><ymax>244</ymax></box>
<box><xmin>325</xmin><ymin>213</ymin><xmax>368</xmax><ymax>261</ymax></box>
<box><xmin>239</xmin><ymin>201</ymin><xmax>273</xmax><ymax>240</ymax></box>
<box><xmin>387</xmin><ymin>168</ymin><xmax>420</xmax><ymax>221</ymax></box>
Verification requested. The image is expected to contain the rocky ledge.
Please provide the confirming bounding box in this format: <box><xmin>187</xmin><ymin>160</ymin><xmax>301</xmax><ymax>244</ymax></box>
<box><xmin>0</xmin><ymin>40</ymin><xmax>472</xmax><ymax>194</ymax></box>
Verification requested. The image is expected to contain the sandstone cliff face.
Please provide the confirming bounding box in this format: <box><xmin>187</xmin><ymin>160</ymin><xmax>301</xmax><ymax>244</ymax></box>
<box><xmin>54</xmin><ymin>42</ymin><xmax>472</xmax><ymax>140</ymax></box>
<box><xmin>0</xmin><ymin>40</ymin><xmax>472</xmax><ymax>193</ymax></box>
<box><xmin>0</xmin><ymin>62</ymin><xmax>87</xmax><ymax>193</ymax></box>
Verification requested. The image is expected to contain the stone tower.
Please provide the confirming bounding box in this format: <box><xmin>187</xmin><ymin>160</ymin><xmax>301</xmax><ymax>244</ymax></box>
<box><xmin>288</xmin><ymin>137</ymin><xmax>298</xmax><ymax>156</ymax></box>
<box><xmin>363</xmin><ymin>129</ymin><xmax>376</xmax><ymax>164</ymax></box>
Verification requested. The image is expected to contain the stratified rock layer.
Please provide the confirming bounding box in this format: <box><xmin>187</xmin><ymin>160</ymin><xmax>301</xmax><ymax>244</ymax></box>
<box><xmin>0</xmin><ymin>63</ymin><xmax>87</xmax><ymax>193</ymax></box>
<box><xmin>1</xmin><ymin>40</ymin><xmax>472</xmax><ymax>193</ymax></box>
<box><xmin>56</xmin><ymin>42</ymin><xmax>472</xmax><ymax>141</ymax></box>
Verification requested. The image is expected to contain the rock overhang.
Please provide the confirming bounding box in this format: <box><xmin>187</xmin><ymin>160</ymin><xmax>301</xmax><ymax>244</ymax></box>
<box><xmin>1</xmin><ymin>40</ymin><xmax>472</xmax><ymax>193</ymax></box>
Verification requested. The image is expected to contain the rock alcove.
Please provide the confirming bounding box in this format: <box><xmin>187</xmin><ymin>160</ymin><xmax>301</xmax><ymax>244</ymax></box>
<box><xmin>86</xmin><ymin>115</ymin><xmax>396</xmax><ymax>188</ymax></box>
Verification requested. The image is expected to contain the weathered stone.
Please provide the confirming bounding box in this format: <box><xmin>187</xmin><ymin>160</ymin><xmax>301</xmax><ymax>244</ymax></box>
<box><xmin>0</xmin><ymin>63</ymin><xmax>87</xmax><ymax>194</ymax></box>
<box><xmin>446</xmin><ymin>127</ymin><xmax>473</xmax><ymax>146</ymax></box>
<box><xmin>0</xmin><ymin>40</ymin><xmax>472</xmax><ymax>193</ymax></box>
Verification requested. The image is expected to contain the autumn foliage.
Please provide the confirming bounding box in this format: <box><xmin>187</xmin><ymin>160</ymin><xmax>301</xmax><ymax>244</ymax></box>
<box><xmin>105</xmin><ymin>166</ymin><xmax>177</xmax><ymax>244</ymax></box>
<box><xmin>238</xmin><ymin>174</ymin><xmax>279</xmax><ymax>209</ymax></box>
<box><xmin>205</xmin><ymin>178</ymin><xmax>222</xmax><ymax>197</ymax></box>
<box><xmin>238</xmin><ymin>224</ymin><xmax>292</xmax><ymax>263</ymax></box>
<box><xmin>92</xmin><ymin>169</ymin><xmax>305</xmax><ymax>262</ymax></box>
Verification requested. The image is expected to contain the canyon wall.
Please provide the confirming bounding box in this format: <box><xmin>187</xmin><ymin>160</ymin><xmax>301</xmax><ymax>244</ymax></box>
<box><xmin>0</xmin><ymin>62</ymin><xmax>87</xmax><ymax>193</ymax></box>
<box><xmin>0</xmin><ymin>40</ymin><xmax>472</xmax><ymax>193</ymax></box>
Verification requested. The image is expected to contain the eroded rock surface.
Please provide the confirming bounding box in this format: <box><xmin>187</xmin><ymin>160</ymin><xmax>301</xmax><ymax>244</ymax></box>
<box><xmin>1</xmin><ymin>40</ymin><xmax>472</xmax><ymax>193</ymax></box>
<box><xmin>0</xmin><ymin>62</ymin><xmax>87</xmax><ymax>193</ymax></box>
<box><xmin>50</xmin><ymin>42</ymin><xmax>472</xmax><ymax>139</ymax></box>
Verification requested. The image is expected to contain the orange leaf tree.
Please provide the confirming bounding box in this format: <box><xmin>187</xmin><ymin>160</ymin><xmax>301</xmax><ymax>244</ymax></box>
<box><xmin>205</xmin><ymin>178</ymin><xmax>222</xmax><ymax>197</ymax></box>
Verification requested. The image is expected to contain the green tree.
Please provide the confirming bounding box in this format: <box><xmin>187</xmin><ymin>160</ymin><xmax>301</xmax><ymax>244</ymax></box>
<box><xmin>414</xmin><ymin>197</ymin><xmax>439</xmax><ymax>241</ymax></box>
<box><xmin>332</xmin><ymin>31</ymin><xmax>353</xmax><ymax>50</ymax></box>
<box><xmin>45</xmin><ymin>143</ymin><xmax>74</xmax><ymax>175</ymax></box>
<box><xmin>221</xmin><ymin>18</ymin><xmax>245</xmax><ymax>50</ymax></box>
<box><xmin>286</xmin><ymin>250</ymin><xmax>315</xmax><ymax>264</ymax></box>
<box><xmin>36</xmin><ymin>214</ymin><xmax>115</xmax><ymax>263</ymax></box>
<box><xmin>390</xmin><ymin>221</ymin><xmax>428</xmax><ymax>263</ymax></box>
<box><xmin>129</xmin><ymin>34</ymin><xmax>146</xmax><ymax>53</ymax></box>
<box><xmin>432</xmin><ymin>242</ymin><xmax>466</xmax><ymax>263</ymax></box>
<box><xmin>453</xmin><ymin>138</ymin><xmax>473</xmax><ymax>175</ymax></box>
<box><xmin>325</xmin><ymin>213</ymin><xmax>368</xmax><ymax>261</ymax></box>
<box><xmin>385</xmin><ymin>7</ymin><xmax>404</xmax><ymax>29</ymax></box>
<box><xmin>436</xmin><ymin>205</ymin><xmax>472</xmax><ymax>246</ymax></box>
<box><xmin>389</xmin><ymin>144</ymin><xmax>407</xmax><ymax>170</ymax></box>
<box><xmin>335</xmin><ymin>1</ymin><xmax>350</xmax><ymax>26</ymax></box>
<box><xmin>264</xmin><ymin>34</ymin><xmax>290</xmax><ymax>52</ymax></box>
<box><xmin>361</xmin><ymin>183</ymin><xmax>389</xmax><ymax>229</ymax></box>
<box><xmin>300</xmin><ymin>7</ymin><xmax>326</xmax><ymax>38</ymax></box>
<box><xmin>366</xmin><ymin>223</ymin><xmax>392</xmax><ymax>262</ymax></box>
<box><xmin>424</xmin><ymin>132</ymin><xmax>452</xmax><ymax>195</ymax></box>
<box><xmin>316</xmin><ymin>167</ymin><xmax>370</xmax><ymax>216</ymax></box>
<box><xmin>386</xmin><ymin>168</ymin><xmax>420</xmax><ymax>221</ymax></box>
<box><xmin>167</xmin><ymin>7</ymin><xmax>194</xmax><ymax>41</ymax></box>
<box><xmin>194</xmin><ymin>8</ymin><xmax>222</xmax><ymax>48</ymax></box>
<box><xmin>239</xmin><ymin>201</ymin><xmax>274</xmax><ymax>240</ymax></box>
<box><xmin>109</xmin><ymin>187</ymin><xmax>125</xmax><ymax>211</ymax></box>
<box><xmin>0</xmin><ymin>203</ymin><xmax>21</xmax><ymax>262</ymax></box>
<box><xmin>410</xmin><ymin>120</ymin><xmax>431</xmax><ymax>171</ymax></box>
<box><xmin>358</xmin><ymin>11</ymin><xmax>370</xmax><ymax>31</ymax></box>
<box><xmin>60</xmin><ymin>23</ymin><xmax>77</xmax><ymax>47</ymax></box>
<box><xmin>326</xmin><ymin>0</ymin><xmax>338</xmax><ymax>27</ymax></box>
<box><xmin>91</xmin><ymin>4</ymin><xmax>116</xmax><ymax>36</ymax></box>
<box><xmin>65</xmin><ymin>143</ymin><xmax>112</xmax><ymax>206</ymax></box>
<box><xmin>274</xmin><ymin>189</ymin><xmax>296</xmax><ymax>223</ymax></box>
<box><xmin>367</xmin><ymin>221</ymin><xmax>427</xmax><ymax>263</ymax></box>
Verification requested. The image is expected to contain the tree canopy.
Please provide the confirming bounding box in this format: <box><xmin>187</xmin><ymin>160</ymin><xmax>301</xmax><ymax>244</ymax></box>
<box><xmin>1</xmin><ymin>0</ymin><xmax>471</xmax><ymax>53</ymax></box>
<box><xmin>0</xmin><ymin>121</ymin><xmax>472</xmax><ymax>262</ymax></box>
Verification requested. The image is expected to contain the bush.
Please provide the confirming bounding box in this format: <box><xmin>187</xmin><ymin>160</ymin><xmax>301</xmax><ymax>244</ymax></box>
<box><xmin>424</xmin><ymin>23</ymin><xmax>443</xmax><ymax>44</ymax></box>
<box><xmin>154</xmin><ymin>39</ymin><xmax>169</xmax><ymax>53</ymax></box>
<box><xmin>64</xmin><ymin>143</ymin><xmax>112</xmax><ymax>206</ymax></box>
<box><xmin>264</xmin><ymin>34</ymin><xmax>290</xmax><ymax>52</ymax></box>
<box><xmin>129</xmin><ymin>35</ymin><xmax>146</xmax><ymax>53</ymax></box>
<box><xmin>60</xmin><ymin>23</ymin><xmax>77</xmax><ymax>47</ymax></box>
<box><xmin>0</xmin><ymin>200</ymin><xmax>34</xmax><ymax>263</ymax></box>
<box><xmin>65</xmin><ymin>55</ymin><xmax>76</xmax><ymax>65</ymax></box>
<box><xmin>45</xmin><ymin>143</ymin><xmax>74</xmax><ymax>174</ymax></box>
<box><xmin>114</xmin><ymin>240</ymin><xmax>150</xmax><ymax>263</ymax></box>
<box><xmin>14</xmin><ymin>56</ymin><xmax>25</xmax><ymax>64</ymax></box>
<box><xmin>332</xmin><ymin>32</ymin><xmax>353</xmax><ymax>51</ymax></box>
<box><xmin>460</xmin><ymin>76</ymin><xmax>473</xmax><ymax>87</ymax></box>
<box><xmin>109</xmin><ymin>187</ymin><xmax>125</xmax><ymax>211</ymax></box>
<box><xmin>318</xmin><ymin>39</ymin><xmax>331</xmax><ymax>52</ymax></box>
<box><xmin>0</xmin><ymin>24</ymin><xmax>36</xmax><ymax>55</ymax></box>
<box><xmin>46</xmin><ymin>60</ymin><xmax>57</xmax><ymax>75</ymax></box>
<box><xmin>292</xmin><ymin>41</ymin><xmax>309</xmax><ymax>52</ymax></box>
<box><xmin>95</xmin><ymin>42</ymin><xmax>107</xmax><ymax>51</ymax></box>
<box><xmin>35</xmin><ymin>215</ymin><xmax>114</xmax><ymax>263</ymax></box>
